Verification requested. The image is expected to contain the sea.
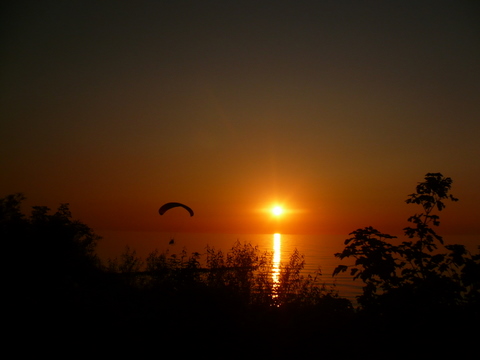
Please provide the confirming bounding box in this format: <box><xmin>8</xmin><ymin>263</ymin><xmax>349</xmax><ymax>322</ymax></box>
<box><xmin>95</xmin><ymin>231</ymin><xmax>479</xmax><ymax>304</ymax></box>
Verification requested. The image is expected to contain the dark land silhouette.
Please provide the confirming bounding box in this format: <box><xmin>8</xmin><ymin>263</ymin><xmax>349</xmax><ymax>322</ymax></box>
<box><xmin>3</xmin><ymin>174</ymin><xmax>479</xmax><ymax>357</ymax></box>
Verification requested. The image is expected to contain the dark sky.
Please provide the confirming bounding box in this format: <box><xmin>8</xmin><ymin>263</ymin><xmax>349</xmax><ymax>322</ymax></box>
<box><xmin>2</xmin><ymin>1</ymin><xmax>479</xmax><ymax>235</ymax></box>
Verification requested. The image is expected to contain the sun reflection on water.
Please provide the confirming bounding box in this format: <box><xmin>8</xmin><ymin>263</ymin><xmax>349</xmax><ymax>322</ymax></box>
<box><xmin>272</xmin><ymin>233</ymin><xmax>281</xmax><ymax>284</ymax></box>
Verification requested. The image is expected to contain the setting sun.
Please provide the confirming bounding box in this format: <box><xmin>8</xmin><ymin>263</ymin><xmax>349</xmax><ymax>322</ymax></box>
<box><xmin>272</xmin><ymin>206</ymin><xmax>283</xmax><ymax>216</ymax></box>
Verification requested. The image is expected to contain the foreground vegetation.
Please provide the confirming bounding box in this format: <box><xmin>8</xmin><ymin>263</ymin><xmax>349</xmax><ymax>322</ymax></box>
<box><xmin>3</xmin><ymin>173</ymin><xmax>479</xmax><ymax>356</ymax></box>
<box><xmin>334</xmin><ymin>173</ymin><xmax>479</xmax><ymax>317</ymax></box>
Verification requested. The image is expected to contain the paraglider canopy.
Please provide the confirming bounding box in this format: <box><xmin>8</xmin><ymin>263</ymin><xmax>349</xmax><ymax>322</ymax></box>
<box><xmin>159</xmin><ymin>202</ymin><xmax>194</xmax><ymax>217</ymax></box>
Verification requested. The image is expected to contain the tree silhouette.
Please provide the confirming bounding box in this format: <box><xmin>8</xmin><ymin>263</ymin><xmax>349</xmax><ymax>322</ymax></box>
<box><xmin>2</xmin><ymin>193</ymin><xmax>103</xmax><ymax>332</ymax></box>
<box><xmin>334</xmin><ymin>173</ymin><xmax>480</xmax><ymax>319</ymax></box>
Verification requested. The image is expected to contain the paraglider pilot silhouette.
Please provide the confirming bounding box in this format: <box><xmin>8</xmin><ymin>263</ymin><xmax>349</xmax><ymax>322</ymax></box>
<box><xmin>159</xmin><ymin>202</ymin><xmax>194</xmax><ymax>245</ymax></box>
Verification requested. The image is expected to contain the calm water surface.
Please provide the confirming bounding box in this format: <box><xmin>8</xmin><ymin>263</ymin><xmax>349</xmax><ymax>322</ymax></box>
<box><xmin>95</xmin><ymin>231</ymin><xmax>479</xmax><ymax>303</ymax></box>
<box><xmin>96</xmin><ymin>231</ymin><xmax>362</xmax><ymax>301</ymax></box>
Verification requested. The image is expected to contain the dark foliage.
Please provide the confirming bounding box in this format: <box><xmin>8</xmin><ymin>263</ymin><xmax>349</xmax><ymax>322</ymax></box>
<box><xmin>2</xmin><ymin>194</ymin><xmax>109</xmax><ymax>353</ymax></box>
<box><xmin>334</xmin><ymin>173</ymin><xmax>480</xmax><ymax>326</ymax></box>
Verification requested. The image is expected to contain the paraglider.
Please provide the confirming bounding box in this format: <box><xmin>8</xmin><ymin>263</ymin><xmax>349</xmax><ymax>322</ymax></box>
<box><xmin>159</xmin><ymin>202</ymin><xmax>194</xmax><ymax>217</ymax></box>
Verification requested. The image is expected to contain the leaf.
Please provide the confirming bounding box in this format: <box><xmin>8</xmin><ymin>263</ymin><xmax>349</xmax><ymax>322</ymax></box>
<box><xmin>332</xmin><ymin>265</ymin><xmax>348</xmax><ymax>277</ymax></box>
<box><xmin>431</xmin><ymin>254</ymin><xmax>445</xmax><ymax>264</ymax></box>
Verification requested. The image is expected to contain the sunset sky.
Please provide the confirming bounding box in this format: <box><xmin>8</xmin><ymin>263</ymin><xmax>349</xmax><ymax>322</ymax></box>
<box><xmin>2</xmin><ymin>1</ymin><xmax>479</xmax><ymax>236</ymax></box>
